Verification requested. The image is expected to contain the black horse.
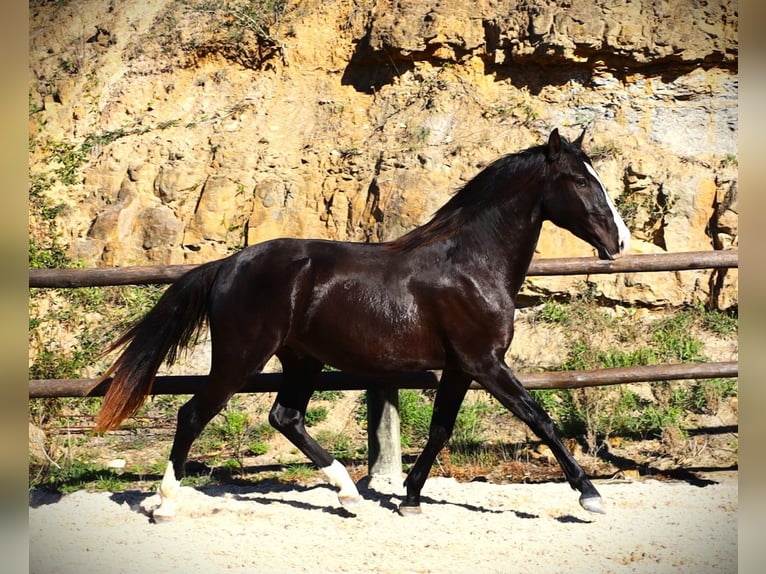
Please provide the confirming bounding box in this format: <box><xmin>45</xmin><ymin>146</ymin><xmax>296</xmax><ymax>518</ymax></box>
<box><xmin>94</xmin><ymin>128</ymin><xmax>630</xmax><ymax>519</ymax></box>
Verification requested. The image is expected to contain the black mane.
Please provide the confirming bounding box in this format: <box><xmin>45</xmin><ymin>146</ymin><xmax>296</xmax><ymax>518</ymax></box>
<box><xmin>387</xmin><ymin>145</ymin><xmax>549</xmax><ymax>252</ymax></box>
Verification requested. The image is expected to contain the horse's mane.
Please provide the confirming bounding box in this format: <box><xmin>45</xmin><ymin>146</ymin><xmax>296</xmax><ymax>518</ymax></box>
<box><xmin>386</xmin><ymin>145</ymin><xmax>549</xmax><ymax>252</ymax></box>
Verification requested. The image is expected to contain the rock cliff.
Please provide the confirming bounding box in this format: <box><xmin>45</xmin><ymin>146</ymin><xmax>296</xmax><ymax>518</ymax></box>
<box><xmin>29</xmin><ymin>0</ymin><xmax>738</xmax><ymax>308</ymax></box>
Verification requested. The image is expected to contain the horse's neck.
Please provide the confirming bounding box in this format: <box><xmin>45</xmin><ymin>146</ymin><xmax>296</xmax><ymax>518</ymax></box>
<box><xmin>448</xmin><ymin>192</ymin><xmax>544</xmax><ymax>297</ymax></box>
<box><xmin>499</xmin><ymin>211</ymin><xmax>543</xmax><ymax>297</ymax></box>
<box><xmin>504</xmin><ymin>183</ymin><xmax>546</xmax><ymax>284</ymax></box>
<box><xmin>505</xmin><ymin>222</ymin><xmax>543</xmax><ymax>296</ymax></box>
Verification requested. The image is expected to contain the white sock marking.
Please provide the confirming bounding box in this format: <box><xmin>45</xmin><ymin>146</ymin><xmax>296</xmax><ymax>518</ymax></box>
<box><xmin>583</xmin><ymin>161</ymin><xmax>631</xmax><ymax>253</ymax></box>
<box><xmin>159</xmin><ymin>461</ymin><xmax>181</xmax><ymax>501</ymax></box>
<box><xmin>321</xmin><ymin>459</ymin><xmax>360</xmax><ymax>500</ymax></box>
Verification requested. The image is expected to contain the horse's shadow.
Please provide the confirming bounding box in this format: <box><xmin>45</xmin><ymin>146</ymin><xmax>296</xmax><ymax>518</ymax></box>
<box><xmin>105</xmin><ymin>480</ymin><xmax>363</xmax><ymax>519</ymax></box>
<box><xmin>352</xmin><ymin>476</ymin><xmax>532</xmax><ymax>517</ymax></box>
<box><xmin>227</xmin><ymin>481</ymin><xmax>358</xmax><ymax>518</ymax></box>
<box><xmin>29</xmin><ymin>488</ymin><xmax>65</xmax><ymax>508</ymax></box>
<box><xmin>96</xmin><ymin>476</ymin><xmax>542</xmax><ymax>521</ymax></box>
<box><xmin>31</xmin><ymin>478</ymin><xmax>593</xmax><ymax>524</ymax></box>
<box><xmin>109</xmin><ymin>489</ymin><xmax>157</xmax><ymax>513</ymax></box>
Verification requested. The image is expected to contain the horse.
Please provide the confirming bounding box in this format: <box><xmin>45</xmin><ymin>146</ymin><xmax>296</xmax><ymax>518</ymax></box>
<box><xmin>93</xmin><ymin>128</ymin><xmax>630</xmax><ymax>520</ymax></box>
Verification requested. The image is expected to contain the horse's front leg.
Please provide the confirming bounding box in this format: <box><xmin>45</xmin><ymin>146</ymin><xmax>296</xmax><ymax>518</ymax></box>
<box><xmin>399</xmin><ymin>371</ymin><xmax>472</xmax><ymax>515</ymax></box>
<box><xmin>475</xmin><ymin>358</ymin><xmax>604</xmax><ymax>514</ymax></box>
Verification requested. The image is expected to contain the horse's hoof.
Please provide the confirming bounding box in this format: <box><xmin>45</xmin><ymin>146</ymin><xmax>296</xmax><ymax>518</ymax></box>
<box><xmin>579</xmin><ymin>494</ymin><xmax>605</xmax><ymax>514</ymax></box>
<box><xmin>339</xmin><ymin>494</ymin><xmax>364</xmax><ymax>514</ymax></box>
<box><xmin>151</xmin><ymin>506</ymin><xmax>175</xmax><ymax>523</ymax></box>
<box><xmin>151</xmin><ymin>496</ymin><xmax>179</xmax><ymax>522</ymax></box>
<box><xmin>397</xmin><ymin>504</ymin><xmax>423</xmax><ymax>517</ymax></box>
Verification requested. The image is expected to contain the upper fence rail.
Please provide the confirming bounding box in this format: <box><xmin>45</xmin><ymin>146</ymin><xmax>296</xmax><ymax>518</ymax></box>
<box><xmin>29</xmin><ymin>250</ymin><xmax>738</xmax><ymax>288</ymax></box>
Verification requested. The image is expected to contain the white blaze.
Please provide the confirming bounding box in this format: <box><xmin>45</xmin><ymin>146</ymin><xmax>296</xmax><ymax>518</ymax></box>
<box><xmin>583</xmin><ymin>162</ymin><xmax>631</xmax><ymax>253</ymax></box>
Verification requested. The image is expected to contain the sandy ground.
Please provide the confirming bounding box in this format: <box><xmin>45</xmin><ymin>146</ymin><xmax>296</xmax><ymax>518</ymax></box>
<box><xmin>29</xmin><ymin>470</ymin><xmax>737</xmax><ymax>574</ymax></box>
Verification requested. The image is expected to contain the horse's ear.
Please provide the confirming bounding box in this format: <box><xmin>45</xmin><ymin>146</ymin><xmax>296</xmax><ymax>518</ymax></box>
<box><xmin>547</xmin><ymin>128</ymin><xmax>562</xmax><ymax>160</ymax></box>
<box><xmin>573</xmin><ymin>125</ymin><xmax>588</xmax><ymax>149</ymax></box>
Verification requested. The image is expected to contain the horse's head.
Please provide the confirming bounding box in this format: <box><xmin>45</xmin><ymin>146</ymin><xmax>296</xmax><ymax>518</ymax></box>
<box><xmin>541</xmin><ymin>128</ymin><xmax>631</xmax><ymax>260</ymax></box>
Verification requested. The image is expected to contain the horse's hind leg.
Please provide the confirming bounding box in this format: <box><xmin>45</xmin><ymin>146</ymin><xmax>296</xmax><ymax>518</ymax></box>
<box><xmin>269</xmin><ymin>349</ymin><xmax>363</xmax><ymax>512</ymax></box>
<box><xmin>154</xmin><ymin>346</ymin><xmax>277</xmax><ymax>521</ymax></box>
<box><xmin>152</xmin><ymin>376</ymin><xmax>244</xmax><ymax>521</ymax></box>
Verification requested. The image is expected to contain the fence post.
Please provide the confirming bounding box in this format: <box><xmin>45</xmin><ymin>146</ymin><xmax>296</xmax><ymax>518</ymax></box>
<box><xmin>366</xmin><ymin>388</ymin><xmax>402</xmax><ymax>477</ymax></box>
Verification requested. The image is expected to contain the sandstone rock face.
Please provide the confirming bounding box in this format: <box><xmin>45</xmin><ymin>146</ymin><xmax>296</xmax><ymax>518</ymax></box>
<box><xmin>29</xmin><ymin>0</ymin><xmax>737</xmax><ymax>308</ymax></box>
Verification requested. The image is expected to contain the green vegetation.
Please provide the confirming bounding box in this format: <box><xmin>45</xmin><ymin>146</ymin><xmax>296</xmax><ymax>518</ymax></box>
<box><xmin>30</xmin><ymin>459</ymin><xmax>127</xmax><ymax>494</ymax></box>
<box><xmin>181</xmin><ymin>0</ymin><xmax>288</xmax><ymax>63</ymax></box>
<box><xmin>482</xmin><ymin>100</ymin><xmax>540</xmax><ymax>128</ymax></box>
<box><xmin>396</xmin><ymin>389</ymin><xmax>490</xmax><ymax>455</ymax></box>
<box><xmin>614</xmin><ymin>185</ymin><xmax>680</xmax><ymax>233</ymax></box>
<box><xmin>196</xmin><ymin>398</ymin><xmax>275</xmax><ymax>472</ymax></box>
<box><xmin>528</xmin><ymin>297</ymin><xmax>738</xmax><ymax>454</ymax></box>
<box><xmin>32</xmin><ymin>119</ymin><xmax>181</xmax><ymax>198</ymax></box>
<box><xmin>304</xmin><ymin>406</ymin><xmax>329</xmax><ymax>427</ymax></box>
<box><xmin>588</xmin><ymin>141</ymin><xmax>623</xmax><ymax>161</ymax></box>
<box><xmin>313</xmin><ymin>390</ymin><xmax>344</xmax><ymax>402</ymax></box>
<box><xmin>279</xmin><ymin>463</ymin><xmax>318</xmax><ymax>483</ymax></box>
<box><xmin>699</xmin><ymin>305</ymin><xmax>738</xmax><ymax>335</ymax></box>
<box><xmin>29</xmin><ymin>284</ymin><xmax>165</xmax><ymax>383</ymax></box>
<box><xmin>317</xmin><ymin>429</ymin><xmax>361</xmax><ymax>461</ymax></box>
<box><xmin>397</xmin><ymin>390</ymin><xmax>433</xmax><ymax>449</ymax></box>
<box><xmin>29</xmin><ymin>111</ymin><xmax>172</xmax><ymax>423</ymax></box>
<box><xmin>405</xmin><ymin>125</ymin><xmax>431</xmax><ymax>151</ymax></box>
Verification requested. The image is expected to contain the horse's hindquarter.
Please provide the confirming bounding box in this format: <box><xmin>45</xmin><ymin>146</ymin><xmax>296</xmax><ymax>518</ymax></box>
<box><xmin>207</xmin><ymin>239</ymin><xmax>319</xmax><ymax>345</ymax></box>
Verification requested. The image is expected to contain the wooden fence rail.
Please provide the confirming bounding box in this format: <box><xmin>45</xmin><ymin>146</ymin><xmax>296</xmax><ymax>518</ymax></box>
<box><xmin>29</xmin><ymin>361</ymin><xmax>738</xmax><ymax>398</ymax></box>
<box><xmin>29</xmin><ymin>250</ymin><xmax>738</xmax><ymax>288</ymax></box>
<box><xmin>28</xmin><ymin>249</ymin><xmax>738</xmax><ymax>476</ymax></box>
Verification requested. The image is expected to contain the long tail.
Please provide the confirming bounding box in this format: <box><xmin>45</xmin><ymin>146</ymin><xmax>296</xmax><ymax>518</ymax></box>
<box><xmin>93</xmin><ymin>260</ymin><xmax>224</xmax><ymax>432</ymax></box>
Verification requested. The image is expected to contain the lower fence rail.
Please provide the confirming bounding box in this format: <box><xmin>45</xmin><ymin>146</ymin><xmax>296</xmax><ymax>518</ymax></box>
<box><xmin>29</xmin><ymin>361</ymin><xmax>738</xmax><ymax>398</ymax></box>
<box><xmin>29</xmin><ymin>362</ymin><xmax>738</xmax><ymax>476</ymax></box>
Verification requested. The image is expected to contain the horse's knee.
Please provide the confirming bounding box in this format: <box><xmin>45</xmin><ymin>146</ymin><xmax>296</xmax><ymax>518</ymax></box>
<box><xmin>268</xmin><ymin>402</ymin><xmax>284</xmax><ymax>430</ymax></box>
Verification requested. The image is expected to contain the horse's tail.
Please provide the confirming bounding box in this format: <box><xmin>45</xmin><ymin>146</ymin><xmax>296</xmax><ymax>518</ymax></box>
<box><xmin>93</xmin><ymin>260</ymin><xmax>225</xmax><ymax>432</ymax></box>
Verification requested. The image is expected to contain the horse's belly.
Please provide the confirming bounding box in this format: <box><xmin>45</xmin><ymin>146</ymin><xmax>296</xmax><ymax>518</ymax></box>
<box><xmin>292</xmin><ymin>318</ymin><xmax>445</xmax><ymax>375</ymax></box>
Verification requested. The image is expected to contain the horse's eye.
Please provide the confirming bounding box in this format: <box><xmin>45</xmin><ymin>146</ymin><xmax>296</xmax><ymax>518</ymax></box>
<box><xmin>575</xmin><ymin>177</ymin><xmax>587</xmax><ymax>188</ymax></box>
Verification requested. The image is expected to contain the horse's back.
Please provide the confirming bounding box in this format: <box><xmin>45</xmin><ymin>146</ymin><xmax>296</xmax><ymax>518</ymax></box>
<box><xmin>207</xmin><ymin>236</ymin><xmax>395</xmax><ymax>329</ymax></box>
<box><xmin>210</xmin><ymin>237</ymin><xmax>445</xmax><ymax>372</ymax></box>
